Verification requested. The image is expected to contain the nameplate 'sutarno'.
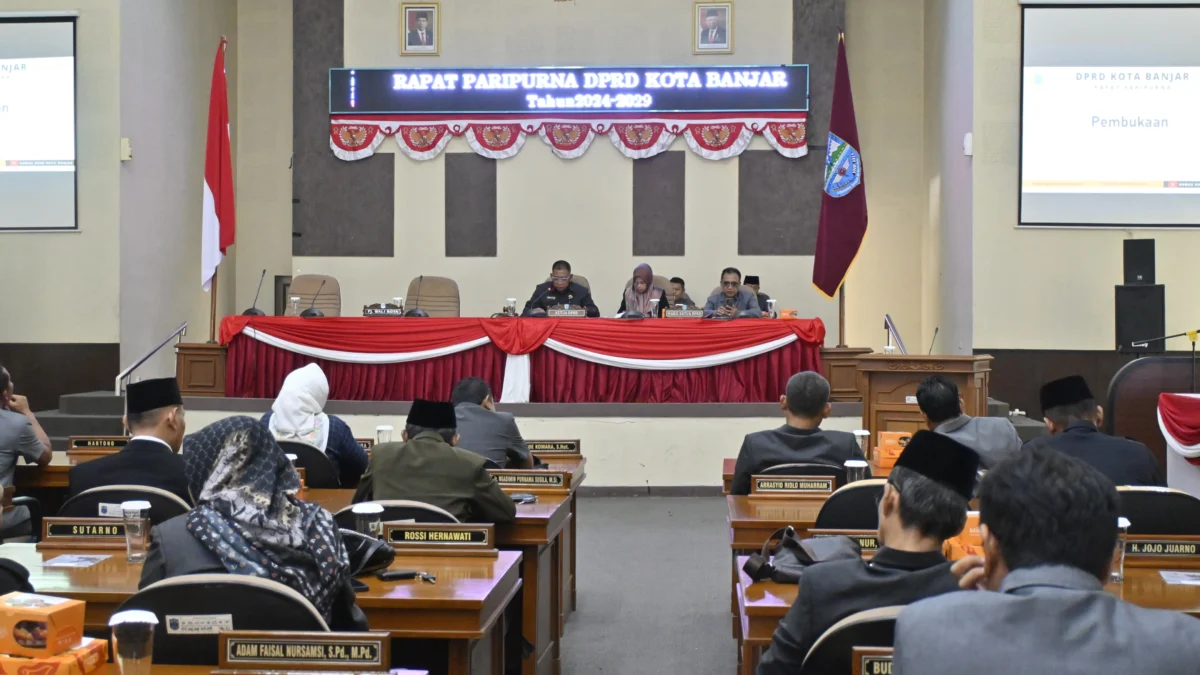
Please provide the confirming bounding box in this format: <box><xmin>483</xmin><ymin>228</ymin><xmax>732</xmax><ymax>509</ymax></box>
<box><xmin>67</xmin><ymin>436</ymin><xmax>128</xmax><ymax>449</ymax></box>
<box><xmin>218</xmin><ymin>631</ymin><xmax>389</xmax><ymax>673</ymax></box>
<box><xmin>751</xmin><ymin>476</ymin><xmax>835</xmax><ymax>496</ymax></box>
<box><xmin>1126</xmin><ymin>540</ymin><xmax>1200</xmax><ymax>556</ymax></box>
<box><xmin>527</xmin><ymin>440</ymin><xmax>579</xmax><ymax>453</ymax></box>
<box><xmin>490</xmin><ymin>471</ymin><xmax>567</xmax><ymax>488</ymax></box>
<box><xmin>38</xmin><ymin>517</ymin><xmax>148</xmax><ymax>551</ymax></box>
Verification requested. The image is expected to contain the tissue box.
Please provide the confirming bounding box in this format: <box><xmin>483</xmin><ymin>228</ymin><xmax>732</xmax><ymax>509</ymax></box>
<box><xmin>873</xmin><ymin>431</ymin><xmax>911</xmax><ymax>469</ymax></box>
<box><xmin>0</xmin><ymin>592</ymin><xmax>85</xmax><ymax>657</ymax></box>
<box><xmin>0</xmin><ymin>637</ymin><xmax>107</xmax><ymax>675</ymax></box>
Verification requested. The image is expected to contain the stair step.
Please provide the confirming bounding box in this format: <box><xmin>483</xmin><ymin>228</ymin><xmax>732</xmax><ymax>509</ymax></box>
<box><xmin>59</xmin><ymin>391</ymin><xmax>125</xmax><ymax>416</ymax></box>
<box><xmin>34</xmin><ymin>410</ymin><xmax>124</xmax><ymax>438</ymax></box>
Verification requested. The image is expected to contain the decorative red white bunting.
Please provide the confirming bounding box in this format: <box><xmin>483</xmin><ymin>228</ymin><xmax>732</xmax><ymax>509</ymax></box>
<box><xmin>329</xmin><ymin>113</ymin><xmax>807</xmax><ymax>162</ymax></box>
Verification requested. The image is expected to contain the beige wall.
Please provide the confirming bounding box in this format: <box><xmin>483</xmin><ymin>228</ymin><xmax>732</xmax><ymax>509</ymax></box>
<box><xmin>0</xmin><ymin>0</ymin><xmax>121</xmax><ymax>343</ymax></box>
<box><xmin>972</xmin><ymin>0</ymin><xmax>1200</xmax><ymax>350</ymax></box>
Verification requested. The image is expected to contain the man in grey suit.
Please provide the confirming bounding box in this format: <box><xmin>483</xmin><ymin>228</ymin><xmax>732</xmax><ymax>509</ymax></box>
<box><xmin>731</xmin><ymin>372</ymin><xmax>869</xmax><ymax>495</ymax></box>
<box><xmin>895</xmin><ymin>447</ymin><xmax>1200</xmax><ymax>674</ymax></box>
<box><xmin>703</xmin><ymin>267</ymin><xmax>761</xmax><ymax>318</ymax></box>
<box><xmin>452</xmin><ymin>377</ymin><xmax>534</xmax><ymax>469</ymax></box>
<box><xmin>916</xmin><ymin>374</ymin><xmax>1020</xmax><ymax>469</ymax></box>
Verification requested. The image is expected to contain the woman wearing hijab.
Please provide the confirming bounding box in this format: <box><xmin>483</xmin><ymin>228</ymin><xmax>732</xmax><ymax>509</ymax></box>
<box><xmin>139</xmin><ymin>416</ymin><xmax>367</xmax><ymax>631</ymax></box>
<box><xmin>617</xmin><ymin>263</ymin><xmax>669</xmax><ymax>318</ymax></box>
<box><xmin>261</xmin><ymin>364</ymin><xmax>367</xmax><ymax>487</ymax></box>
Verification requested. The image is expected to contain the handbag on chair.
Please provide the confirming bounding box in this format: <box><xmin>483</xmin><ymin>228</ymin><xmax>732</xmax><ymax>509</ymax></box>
<box><xmin>743</xmin><ymin>526</ymin><xmax>861</xmax><ymax>583</ymax></box>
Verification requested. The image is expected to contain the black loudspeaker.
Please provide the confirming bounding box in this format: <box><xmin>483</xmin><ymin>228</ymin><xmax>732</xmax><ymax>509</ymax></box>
<box><xmin>1116</xmin><ymin>284</ymin><xmax>1164</xmax><ymax>351</ymax></box>
<box><xmin>1123</xmin><ymin>239</ymin><xmax>1155</xmax><ymax>285</ymax></box>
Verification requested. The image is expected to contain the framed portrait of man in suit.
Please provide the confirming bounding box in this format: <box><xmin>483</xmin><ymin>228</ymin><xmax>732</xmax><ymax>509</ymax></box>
<box><xmin>694</xmin><ymin>2</ymin><xmax>733</xmax><ymax>55</ymax></box>
<box><xmin>400</xmin><ymin>2</ymin><xmax>440</xmax><ymax>56</ymax></box>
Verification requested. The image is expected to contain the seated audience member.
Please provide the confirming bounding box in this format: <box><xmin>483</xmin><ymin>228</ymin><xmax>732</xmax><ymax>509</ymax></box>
<box><xmin>140</xmin><ymin>417</ymin><xmax>366</xmax><ymax>631</ymax></box>
<box><xmin>745</xmin><ymin>275</ymin><xmax>771</xmax><ymax>315</ymax></box>
<box><xmin>895</xmin><ymin>447</ymin><xmax>1200</xmax><ymax>673</ymax></box>
<box><xmin>669</xmin><ymin>277</ymin><xmax>694</xmax><ymax>308</ymax></box>
<box><xmin>523</xmin><ymin>260</ymin><xmax>600</xmax><ymax>317</ymax></box>
<box><xmin>68</xmin><ymin>377</ymin><xmax>190</xmax><ymax>504</ymax></box>
<box><xmin>452</xmin><ymin>377</ymin><xmax>533</xmax><ymax>468</ymax></box>
<box><xmin>916</xmin><ymin>375</ymin><xmax>1020</xmax><ymax>469</ymax></box>
<box><xmin>757</xmin><ymin>431</ymin><xmax>978</xmax><ymax>675</ymax></box>
<box><xmin>353</xmin><ymin>399</ymin><xmax>516</xmax><ymax>524</ymax></box>
<box><xmin>0</xmin><ymin>364</ymin><xmax>51</xmax><ymax>537</ymax></box>
<box><xmin>617</xmin><ymin>263</ymin><xmax>669</xmax><ymax>318</ymax></box>
<box><xmin>703</xmin><ymin>267</ymin><xmax>761</xmax><ymax>318</ymax></box>
<box><xmin>1024</xmin><ymin>375</ymin><xmax>1162</xmax><ymax>486</ymax></box>
<box><xmin>261</xmin><ymin>363</ymin><xmax>368</xmax><ymax>486</ymax></box>
<box><xmin>731</xmin><ymin>372</ymin><xmax>868</xmax><ymax>495</ymax></box>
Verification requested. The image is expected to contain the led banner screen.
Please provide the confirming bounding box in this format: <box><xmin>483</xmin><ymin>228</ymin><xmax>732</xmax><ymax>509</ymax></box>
<box><xmin>329</xmin><ymin>65</ymin><xmax>809</xmax><ymax>115</ymax></box>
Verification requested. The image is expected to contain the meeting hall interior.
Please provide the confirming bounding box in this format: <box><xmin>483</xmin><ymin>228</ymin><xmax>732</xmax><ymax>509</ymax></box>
<box><xmin>1</xmin><ymin>0</ymin><xmax>1200</xmax><ymax>673</ymax></box>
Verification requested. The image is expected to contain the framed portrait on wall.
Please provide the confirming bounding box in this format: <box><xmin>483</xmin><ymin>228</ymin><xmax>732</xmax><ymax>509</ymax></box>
<box><xmin>694</xmin><ymin>2</ymin><xmax>733</xmax><ymax>55</ymax></box>
<box><xmin>400</xmin><ymin>2</ymin><xmax>440</xmax><ymax>56</ymax></box>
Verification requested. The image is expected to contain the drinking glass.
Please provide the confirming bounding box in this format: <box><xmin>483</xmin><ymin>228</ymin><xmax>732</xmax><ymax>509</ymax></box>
<box><xmin>121</xmin><ymin>501</ymin><xmax>151</xmax><ymax>563</ymax></box>
<box><xmin>1112</xmin><ymin>517</ymin><xmax>1130</xmax><ymax>583</ymax></box>
<box><xmin>392</xmin><ymin>296</ymin><xmax>404</xmax><ymax>310</ymax></box>
<box><xmin>376</xmin><ymin>425</ymin><xmax>394</xmax><ymax>444</ymax></box>
<box><xmin>353</xmin><ymin>503</ymin><xmax>385</xmax><ymax>537</ymax></box>
<box><xmin>110</xmin><ymin>610</ymin><xmax>158</xmax><ymax>675</ymax></box>
<box><xmin>844</xmin><ymin>459</ymin><xmax>868</xmax><ymax>484</ymax></box>
<box><xmin>766</xmin><ymin>299</ymin><xmax>778</xmax><ymax>318</ymax></box>
<box><xmin>505</xmin><ymin>298</ymin><xmax>518</xmax><ymax>315</ymax></box>
<box><xmin>290</xmin><ymin>296</ymin><xmax>301</xmax><ymax>315</ymax></box>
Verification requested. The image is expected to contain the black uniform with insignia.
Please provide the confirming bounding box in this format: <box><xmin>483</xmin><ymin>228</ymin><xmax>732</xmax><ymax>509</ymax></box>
<box><xmin>523</xmin><ymin>281</ymin><xmax>600</xmax><ymax>317</ymax></box>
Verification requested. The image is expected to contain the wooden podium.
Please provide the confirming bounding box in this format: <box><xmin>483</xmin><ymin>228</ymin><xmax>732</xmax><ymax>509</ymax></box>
<box><xmin>857</xmin><ymin>354</ymin><xmax>993</xmax><ymax>442</ymax></box>
<box><xmin>175</xmin><ymin>343</ymin><xmax>228</xmax><ymax>397</ymax></box>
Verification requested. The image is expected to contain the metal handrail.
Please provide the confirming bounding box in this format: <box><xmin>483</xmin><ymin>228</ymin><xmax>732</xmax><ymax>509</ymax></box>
<box><xmin>114</xmin><ymin>322</ymin><xmax>188</xmax><ymax>395</ymax></box>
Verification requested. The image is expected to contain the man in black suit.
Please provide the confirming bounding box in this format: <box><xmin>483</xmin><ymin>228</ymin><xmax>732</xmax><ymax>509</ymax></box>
<box><xmin>68</xmin><ymin>377</ymin><xmax>191</xmax><ymax>504</ymax></box>
<box><xmin>731</xmin><ymin>371</ymin><xmax>868</xmax><ymax>495</ymax></box>
<box><xmin>1023</xmin><ymin>375</ymin><xmax>1163</xmax><ymax>487</ymax></box>
<box><xmin>699</xmin><ymin>10</ymin><xmax>727</xmax><ymax>46</ymax></box>
<box><xmin>407</xmin><ymin>12</ymin><xmax>433</xmax><ymax>48</ymax></box>
<box><xmin>756</xmin><ymin>431</ymin><xmax>979</xmax><ymax>675</ymax></box>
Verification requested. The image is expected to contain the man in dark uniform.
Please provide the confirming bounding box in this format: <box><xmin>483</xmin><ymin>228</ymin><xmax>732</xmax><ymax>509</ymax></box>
<box><xmin>68</xmin><ymin>377</ymin><xmax>191</xmax><ymax>504</ymax></box>
<box><xmin>523</xmin><ymin>260</ymin><xmax>600</xmax><ymax>317</ymax></box>
<box><xmin>731</xmin><ymin>372</ymin><xmax>868</xmax><ymax>495</ymax></box>
<box><xmin>1023</xmin><ymin>375</ymin><xmax>1163</xmax><ymax>486</ymax></box>
<box><xmin>745</xmin><ymin>275</ymin><xmax>771</xmax><ymax>315</ymax></box>
<box><xmin>756</xmin><ymin>430</ymin><xmax>979</xmax><ymax>675</ymax></box>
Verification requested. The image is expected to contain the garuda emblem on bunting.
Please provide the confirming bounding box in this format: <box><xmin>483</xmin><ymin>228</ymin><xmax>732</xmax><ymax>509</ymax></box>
<box><xmin>401</xmin><ymin>125</ymin><xmax>449</xmax><ymax>152</ymax></box>
<box><xmin>334</xmin><ymin>125</ymin><xmax>376</xmax><ymax>150</ymax></box>
<box><xmin>823</xmin><ymin>132</ymin><xmax>862</xmax><ymax>198</ymax></box>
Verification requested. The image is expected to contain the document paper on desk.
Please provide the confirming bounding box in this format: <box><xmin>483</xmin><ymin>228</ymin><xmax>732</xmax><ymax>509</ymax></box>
<box><xmin>43</xmin><ymin>554</ymin><xmax>111</xmax><ymax>568</ymax></box>
<box><xmin>1160</xmin><ymin>571</ymin><xmax>1200</xmax><ymax>585</ymax></box>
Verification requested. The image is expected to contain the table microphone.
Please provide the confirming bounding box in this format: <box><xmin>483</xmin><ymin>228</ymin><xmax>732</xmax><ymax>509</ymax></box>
<box><xmin>300</xmin><ymin>280</ymin><xmax>326</xmax><ymax>318</ymax></box>
<box><xmin>242</xmin><ymin>269</ymin><xmax>267</xmax><ymax>316</ymax></box>
<box><xmin>523</xmin><ymin>284</ymin><xmax>554</xmax><ymax>316</ymax></box>
<box><xmin>927</xmin><ymin>327</ymin><xmax>939</xmax><ymax>355</ymax></box>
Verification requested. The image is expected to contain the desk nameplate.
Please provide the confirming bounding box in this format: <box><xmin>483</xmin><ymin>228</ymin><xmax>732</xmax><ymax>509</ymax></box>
<box><xmin>356</xmin><ymin>438</ymin><xmax>375</xmax><ymax>451</ymax></box>
<box><xmin>489</xmin><ymin>470</ymin><xmax>569</xmax><ymax>492</ymax></box>
<box><xmin>526</xmin><ymin>440</ymin><xmax>580</xmax><ymax>455</ymax></box>
<box><xmin>362</xmin><ymin>305</ymin><xmax>404</xmax><ymax>317</ymax></box>
<box><xmin>67</xmin><ymin>436</ymin><xmax>128</xmax><ymax>450</ymax></box>
<box><xmin>1125</xmin><ymin>535</ymin><xmax>1200</xmax><ymax>569</ymax></box>
<box><xmin>852</xmin><ymin>647</ymin><xmax>893</xmax><ymax>675</ymax></box>
<box><xmin>546</xmin><ymin>309</ymin><xmax>587</xmax><ymax>318</ymax></box>
<box><xmin>808</xmin><ymin>529</ymin><xmax>879</xmax><ymax>557</ymax></box>
<box><xmin>749</xmin><ymin>475</ymin><xmax>836</xmax><ymax>498</ymax></box>
<box><xmin>382</xmin><ymin>523</ymin><xmax>498</xmax><ymax>557</ymax></box>
<box><xmin>217</xmin><ymin>631</ymin><xmax>390</xmax><ymax>673</ymax></box>
<box><xmin>663</xmin><ymin>309</ymin><xmax>704</xmax><ymax>318</ymax></box>
<box><xmin>37</xmin><ymin>517</ymin><xmax>147</xmax><ymax>551</ymax></box>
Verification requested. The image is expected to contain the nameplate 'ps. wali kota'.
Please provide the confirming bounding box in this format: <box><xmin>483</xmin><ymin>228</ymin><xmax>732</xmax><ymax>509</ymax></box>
<box><xmin>1124</xmin><ymin>535</ymin><xmax>1200</xmax><ymax>569</ymax></box>
<box><xmin>489</xmin><ymin>470</ymin><xmax>570</xmax><ymax>492</ymax></box>
<box><xmin>382</xmin><ymin>522</ymin><xmax>498</xmax><ymax>557</ymax></box>
<box><xmin>749</xmin><ymin>475</ymin><xmax>835</xmax><ymax>498</ymax></box>
<box><xmin>216</xmin><ymin>631</ymin><xmax>390</xmax><ymax>674</ymax></box>
<box><xmin>37</xmin><ymin>517</ymin><xmax>147</xmax><ymax>551</ymax></box>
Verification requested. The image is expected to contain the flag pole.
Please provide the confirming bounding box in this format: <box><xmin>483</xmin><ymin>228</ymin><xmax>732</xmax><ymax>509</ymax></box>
<box><xmin>208</xmin><ymin>268</ymin><xmax>218</xmax><ymax>344</ymax></box>
<box><xmin>837</xmin><ymin>284</ymin><xmax>847</xmax><ymax>348</ymax></box>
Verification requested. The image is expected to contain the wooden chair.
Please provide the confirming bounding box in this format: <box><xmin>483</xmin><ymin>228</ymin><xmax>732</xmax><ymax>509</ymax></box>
<box><xmin>547</xmin><ymin>273</ymin><xmax>589</xmax><ymax>290</ymax></box>
<box><xmin>406</xmin><ymin>275</ymin><xmax>461</xmax><ymax>317</ymax></box>
<box><xmin>800</xmin><ymin>605</ymin><xmax>901</xmax><ymax>675</ymax></box>
<box><xmin>815</xmin><ymin>479</ymin><xmax>887</xmax><ymax>530</ymax></box>
<box><xmin>288</xmin><ymin>274</ymin><xmax>341</xmax><ymax>316</ymax></box>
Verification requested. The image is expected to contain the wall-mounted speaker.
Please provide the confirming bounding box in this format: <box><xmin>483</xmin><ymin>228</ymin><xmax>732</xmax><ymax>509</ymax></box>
<box><xmin>1124</xmin><ymin>239</ymin><xmax>1155</xmax><ymax>285</ymax></box>
<box><xmin>1116</xmin><ymin>284</ymin><xmax>1164</xmax><ymax>351</ymax></box>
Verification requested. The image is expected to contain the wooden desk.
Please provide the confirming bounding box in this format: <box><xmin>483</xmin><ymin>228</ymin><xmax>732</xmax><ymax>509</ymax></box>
<box><xmin>508</xmin><ymin>456</ymin><xmax>586</xmax><ymax>625</ymax></box>
<box><xmin>722</xmin><ymin>458</ymin><xmax>891</xmax><ymax>495</ymax></box>
<box><xmin>726</xmin><ymin>496</ymin><xmax>821</xmax><ymax>620</ymax></box>
<box><xmin>300</xmin><ymin>490</ymin><xmax>571</xmax><ymax>675</ymax></box>
<box><xmin>6</xmin><ymin>544</ymin><xmax>519</xmax><ymax>675</ymax></box>
<box><xmin>735</xmin><ymin>558</ymin><xmax>1200</xmax><ymax>675</ymax></box>
<box><xmin>105</xmin><ymin>667</ymin><xmax>428</xmax><ymax>675</ymax></box>
<box><xmin>15</xmin><ymin>451</ymin><xmax>77</xmax><ymax>489</ymax></box>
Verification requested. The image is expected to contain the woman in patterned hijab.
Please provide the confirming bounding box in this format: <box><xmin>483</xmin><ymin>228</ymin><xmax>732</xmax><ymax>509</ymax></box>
<box><xmin>181</xmin><ymin>416</ymin><xmax>352</xmax><ymax>623</ymax></box>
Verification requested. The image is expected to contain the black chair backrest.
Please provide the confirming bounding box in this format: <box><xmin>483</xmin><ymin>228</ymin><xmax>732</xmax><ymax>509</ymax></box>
<box><xmin>278</xmin><ymin>441</ymin><xmax>341</xmax><ymax>489</ymax></box>
<box><xmin>761</xmin><ymin>462</ymin><xmax>848</xmax><ymax>487</ymax></box>
<box><xmin>1118</xmin><ymin>487</ymin><xmax>1200</xmax><ymax>535</ymax></box>
<box><xmin>800</xmin><ymin>606</ymin><xmax>901</xmax><ymax>675</ymax></box>
<box><xmin>333</xmin><ymin>500</ymin><xmax>460</xmax><ymax>530</ymax></box>
<box><xmin>116</xmin><ymin>574</ymin><xmax>329</xmax><ymax>665</ymax></box>
<box><xmin>58</xmin><ymin>486</ymin><xmax>190</xmax><ymax>525</ymax></box>
<box><xmin>815</xmin><ymin>480</ymin><xmax>887</xmax><ymax>530</ymax></box>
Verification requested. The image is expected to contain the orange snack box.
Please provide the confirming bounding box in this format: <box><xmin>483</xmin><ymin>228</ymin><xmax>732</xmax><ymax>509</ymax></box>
<box><xmin>943</xmin><ymin>512</ymin><xmax>983</xmax><ymax>561</ymax></box>
<box><xmin>873</xmin><ymin>431</ymin><xmax>911</xmax><ymax>469</ymax></box>
<box><xmin>0</xmin><ymin>592</ymin><xmax>85</xmax><ymax>658</ymax></box>
<box><xmin>0</xmin><ymin>637</ymin><xmax>107</xmax><ymax>675</ymax></box>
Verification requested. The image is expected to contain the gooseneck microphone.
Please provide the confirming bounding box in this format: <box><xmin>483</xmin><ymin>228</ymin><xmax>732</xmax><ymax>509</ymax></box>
<box><xmin>242</xmin><ymin>269</ymin><xmax>267</xmax><ymax>316</ymax></box>
<box><xmin>411</xmin><ymin>275</ymin><xmax>423</xmax><ymax>316</ymax></box>
<box><xmin>300</xmin><ymin>280</ymin><xmax>326</xmax><ymax>318</ymax></box>
<box><xmin>524</xmin><ymin>284</ymin><xmax>554</xmax><ymax>316</ymax></box>
<box><xmin>927</xmin><ymin>327</ymin><xmax>939</xmax><ymax>355</ymax></box>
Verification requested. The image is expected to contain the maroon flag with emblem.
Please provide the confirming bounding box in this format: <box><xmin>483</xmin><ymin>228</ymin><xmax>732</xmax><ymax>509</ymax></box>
<box><xmin>812</xmin><ymin>35</ymin><xmax>867</xmax><ymax>298</ymax></box>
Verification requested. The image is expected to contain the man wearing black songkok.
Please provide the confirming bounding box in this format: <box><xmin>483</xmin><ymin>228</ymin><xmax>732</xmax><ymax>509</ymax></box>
<box><xmin>68</xmin><ymin>377</ymin><xmax>191</xmax><ymax>504</ymax></box>
<box><xmin>757</xmin><ymin>431</ymin><xmax>980</xmax><ymax>675</ymax></box>
<box><xmin>1023</xmin><ymin>375</ymin><xmax>1163</xmax><ymax>486</ymax></box>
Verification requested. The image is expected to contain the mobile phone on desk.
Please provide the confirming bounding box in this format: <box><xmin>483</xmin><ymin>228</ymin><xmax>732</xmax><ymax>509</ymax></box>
<box><xmin>377</xmin><ymin>569</ymin><xmax>421</xmax><ymax>581</ymax></box>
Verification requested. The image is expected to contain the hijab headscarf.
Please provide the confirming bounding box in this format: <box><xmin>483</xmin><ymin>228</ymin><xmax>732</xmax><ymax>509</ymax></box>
<box><xmin>268</xmin><ymin>364</ymin><xmax>330</xmax><ymax>451</ymax></box>
<box><xmin>182</xmin><ymin>416</ymin><xmax>350</xmax><ymax>621</ymax></box>
<box><xmin>624</xmin><ymin>263</ymin><xmax>663</xmax><ymax>316</ymax></box>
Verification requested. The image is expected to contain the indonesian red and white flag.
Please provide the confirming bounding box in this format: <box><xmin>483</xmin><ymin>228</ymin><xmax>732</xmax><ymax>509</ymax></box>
<box><xmin>201</xmin><ymin>38</ymin><xmax>235</xmax><ymax>291</ymax></box>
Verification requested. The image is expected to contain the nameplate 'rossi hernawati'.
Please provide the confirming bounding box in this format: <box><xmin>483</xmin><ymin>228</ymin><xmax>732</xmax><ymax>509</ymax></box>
<box><xmin>382</xmin><ymin>523</ymin><xmax>496</xmax><ymax>555</ymax></box>
<box><xmin>750</xmin><ymin>475</ymin><xmax>835</xmax><ymax>497</ymax></box>
<box><xmin>217</xmin><ymin>631</ymin><xmax>389</xmax><ymax>673</ymax></box>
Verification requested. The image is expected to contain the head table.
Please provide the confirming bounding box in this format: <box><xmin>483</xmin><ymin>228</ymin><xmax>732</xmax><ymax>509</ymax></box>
<box><xmin>219</xmin><ymin>316</ymin><xmax>825</xmax><ymax>403</ymax></box>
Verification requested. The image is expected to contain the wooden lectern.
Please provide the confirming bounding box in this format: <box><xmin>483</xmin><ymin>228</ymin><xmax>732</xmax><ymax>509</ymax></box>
<box><xmin>857</xmin><ymin>354</ymin><xmax>993</xmax><ymax>442</ymax></box>
<box><xmin>175</xmin><ymin>343</ymin><xmax>228</xmax><ymax>397</ymax></box>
